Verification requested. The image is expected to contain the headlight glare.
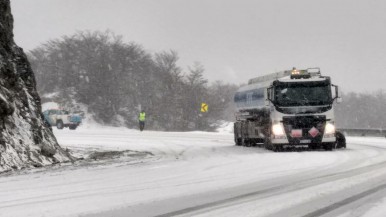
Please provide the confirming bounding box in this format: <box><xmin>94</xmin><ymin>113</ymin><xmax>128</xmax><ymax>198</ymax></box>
<box><xmin>272</xmin><ymin>124</ymin><xmax>285</xmax><ymax>136</ymax></box>
<box><xmin>325</xmin><ymin>123</ymin><xmax>335</xmax><ymax>134</ymax></box>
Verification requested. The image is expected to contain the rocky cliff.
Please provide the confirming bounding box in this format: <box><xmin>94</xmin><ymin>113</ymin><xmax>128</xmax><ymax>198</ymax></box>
<box><xmin>0</xmin><ymin>0</ymin><xmax>73</xmax><ymax>172</ymax></box>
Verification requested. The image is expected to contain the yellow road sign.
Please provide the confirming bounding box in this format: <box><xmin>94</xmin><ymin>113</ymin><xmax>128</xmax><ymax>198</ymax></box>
<box><xmin>201</xmin><ymin>103</ymin><xmax>208</xmax><ymax>112</ymax></box>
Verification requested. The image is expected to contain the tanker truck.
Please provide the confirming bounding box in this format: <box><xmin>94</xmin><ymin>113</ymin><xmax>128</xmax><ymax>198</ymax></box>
<box><xmin>233</xmin><ymin>67</ymin><xmax>345</xmax><ymax>151</ymax></box>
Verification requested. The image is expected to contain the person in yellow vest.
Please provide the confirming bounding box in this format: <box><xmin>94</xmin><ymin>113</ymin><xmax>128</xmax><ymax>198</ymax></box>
<box><xmin>138</xmin><ymin>110</ymin><xmax>146</xmax><ymax>131</ymax></box>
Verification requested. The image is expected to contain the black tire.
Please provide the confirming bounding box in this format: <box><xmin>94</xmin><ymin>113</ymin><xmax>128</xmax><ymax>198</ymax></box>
<box><xmin>241</xmin><ymin>138</ymin><xmax>246</xmax><ymax>146</ymax></box>
<box><xmin>69</xmin><ymin>125</ymin><xmax>77</xmax><ymax>130</ymax></box>
<box><xmin>264</xmin><ymin>136</ymin><xmax>275</xmax><ymax>150</ymax></box>
<box><xmin>264</xmin><ymin>139</ymin><xmax>271</xmax><ymax>150</ymax></box>
<box><xmin>272</xmin><ymin>144</ymin><xmax>283</xmax><ymax>152</ymax></box>
<box><xmin>323</xmin><ymin>143</ymin><xmax>334</xmax><ymax>151</ymax></box>
<box><xmin>235</xmin><ymin>128</ymin><xmax>242</xmax><ymax>146</ymax></box>
<box><xmin>336</xmin><ymin>131</ymin><xmax>346</xmax><ymax>149</ymax></box>
<box><xmin>235</xmin><ymin>138</ymin><xmax>242</xmax><ymax>146</ymax></box>
<box><xmin>234</xmin><ymin>124</ymin><xmax>242</xmax><ymax>146</ymax></box>
<box><xmin>250</xmin><ymin>139</ymin><xmax>257</xmax><ymax>147</ymax></box>
<box><xmin>264</xmin><ymin>129</ymin><xmax>271</xmax><ymax>150</ymax></box>
<box><xmin>56</xmin><ymin>120</ymin><xmax>64</xmax><ymax>130</ymax></box>
<box><xmin>244</xmin><ymin>139</ymin><xmax>252</xmax><ymax>147</ymax></box>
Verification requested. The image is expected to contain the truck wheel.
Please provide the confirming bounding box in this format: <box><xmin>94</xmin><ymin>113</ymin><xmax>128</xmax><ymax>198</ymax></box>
<box><xmin>234</xmin><ymin>124</ymin><xmax>242</xmax><ymax>146</ymax></box>
<box><xmin>323</xmin><ymin>143</ymin><xmax>333</xmax><ymax>151</ymax></box>
<box><xmin>244</xmin><ymin>139</ymin><xmax>252</xmax><ymax>147</ymax></box>
<box><xmin>69</xmin><ymin>125</ymin><xmax>77</xmax><ymax>130</ymax></box>
<box><xmin>264</xmin><ymin>138</ymin><xmax>272</xmax><ymax>150</ymax></box>
<box><xmin>264</xmin><ymin>128</ymin><xmax>273</xmax><ymax>150</ymax></box>
<box><xmin>241</xmin><ymin>137</ymin><xmax>251</xmax><ymax>147</ymax></box>
<box><xmin>241</xmin><ymin>138</ymin><xmax>246</xmax><ymax>146</ymax></box>
<box><xmin>235</xmin><ymin>138</ymin><xmax>242</xmax><ymax>146</ymax></box>
<box><xmin>272</xmin><ymin>144</ymin><xmax>283</xmax><ymax>152</ymax></box>
<box><xmin>235</xmin><ymin>134</ymin><xmax>242</xmax><ymax>146</ymax></box>
<box><xmin>56</xmin><ymin>120</ymin><xmax>64</xmax><ymax>130</ymax></box>
<box><xmin>336</xmin><ymin>131</ymin><xmax>346</xmax><ymax>149</ymax></box>
<box><xmin>249</xmin><ymin>139</ymin><xmax>257</xmax><ymax>147</ymax></box>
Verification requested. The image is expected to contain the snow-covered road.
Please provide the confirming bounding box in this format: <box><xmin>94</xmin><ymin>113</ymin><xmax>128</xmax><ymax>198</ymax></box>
<box><xmin>1</xmin><ymin>127</ymin><xmax>386</xmax><ymax>217</ymax></box>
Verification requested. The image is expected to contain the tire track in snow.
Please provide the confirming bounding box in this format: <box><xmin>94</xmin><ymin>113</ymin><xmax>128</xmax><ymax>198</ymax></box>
<box><xmin>301</xmin><ymin>182</ymin><xmax>386</xmax><ymax>217</ymax></box>
<box><xmin>148</xmin><ymin>144</ymin><xmax>386</xmax><ymax>217</ymax></box>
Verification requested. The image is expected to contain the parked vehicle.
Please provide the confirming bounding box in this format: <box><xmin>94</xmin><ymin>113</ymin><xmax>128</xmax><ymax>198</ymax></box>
<box><xmin>43</xmin><ymin>109</ymin><xmax>82</xmax><ymax>130</ymax></box>
<box><xmin>234</xmin><ymin>67</ymin><xmax>345</xmax><ymax>151</ymax></box>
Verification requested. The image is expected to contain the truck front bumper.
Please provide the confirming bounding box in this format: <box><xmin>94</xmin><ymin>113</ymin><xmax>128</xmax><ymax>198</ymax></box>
<box><xmin>271</xmin><ymin>135</ymin><xmax>336</xmax><ymax>145</ymax></box>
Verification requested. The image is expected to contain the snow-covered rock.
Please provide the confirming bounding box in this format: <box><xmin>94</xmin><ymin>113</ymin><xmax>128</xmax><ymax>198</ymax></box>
<box><xmin>0</xmin><ymin>0</ymin><xmax>74</xmax><ymax>172</ymax></box>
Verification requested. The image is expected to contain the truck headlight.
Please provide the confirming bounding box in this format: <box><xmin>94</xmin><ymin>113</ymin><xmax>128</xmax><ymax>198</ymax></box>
<box><xmin>272</xmin><ymin>123</ymin><xmax>285</xmax><ymax>136</ymax></box>
<box><xmin>325</xmin><ymin>123</ymin><xmax>335</xmax><ymax>134</ymax></box>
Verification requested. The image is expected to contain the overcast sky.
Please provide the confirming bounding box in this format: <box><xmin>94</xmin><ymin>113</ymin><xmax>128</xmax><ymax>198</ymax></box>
<box><xmin>10</xmin><ymin>0</ymin><xmax>386</xmax><ymax>93</ymax></box>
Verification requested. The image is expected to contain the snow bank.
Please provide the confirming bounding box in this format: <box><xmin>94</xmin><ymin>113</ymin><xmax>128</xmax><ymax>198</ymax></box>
<box><xmin>216</xmin><ymin>121</ymin><xmax>234</xmax><ymax>134</ymax></box>
<box><xmin>41</xmin><ymin>102</ymin><xmax>59</xmax><ymax>111</ymax></box>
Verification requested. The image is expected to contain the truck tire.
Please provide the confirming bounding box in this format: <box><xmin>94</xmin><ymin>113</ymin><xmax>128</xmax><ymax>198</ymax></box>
<box><xmin>69</xmin><ymin>125</ymin><xmax>77</xmax><ymax>130</ymax></box>
<box><xmin>323</xmin><ymin>143</ymin><xmax>334</xmax><ymax>151</ymax></box>
<box><xmin>235</xmin><ymin>138</ymin><xmax>242</xmax><ymax>146</ymax></box>
<box><xmin>264</xmin><ymin>139</ymin><xmax>271</xmax><ymax>150</ymax></box>
<box><xmin>264</xmin><ymin>128</ymin><xmax>283</xmax><ymax>151</ymax></box>
<box><xmin>241</xmin><ymin>122</ymin><xmax>251</xmax><ymax>147</ymax></box>
<box><xmin>241</xmin><ymin>138</ymin><xmax>245</xmax><ymax>146</ymax></box>
<box><xmin>56</xmin><ymin>120</ymin><xmax>64</xmax><ymax>130</ymax></box>
<box><xmin>245</xmin><ymin>139</ymin><xmax>253</xmax><ymax>147</ymax></box>
<box><xmin>264</xmin><ymin>127</ymin><xmax>273</xmax><ymax>150</ymax></box>
<box><xmin>336</xmin><ymin>131</ymin><xmax>346</xmax><ymax>149</ymax></box>
<box><xmin>234</xmin><ymin>124</ymin><xmax>242</xmax><ymax>146</ymax></box>
<box><xmin>272</xmin><ymin>144</ymin><xmax>283</xmax><ymax>152</ymax></box>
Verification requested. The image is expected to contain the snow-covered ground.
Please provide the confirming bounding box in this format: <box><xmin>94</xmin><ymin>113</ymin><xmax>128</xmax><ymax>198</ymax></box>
<box><xmin>1</xmin><ymin>126</ymin><xmax>386</xmax><ymax>217</ymax></box>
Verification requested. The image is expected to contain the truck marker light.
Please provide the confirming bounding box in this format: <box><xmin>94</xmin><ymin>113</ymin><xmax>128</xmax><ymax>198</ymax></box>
<box><xmin>272</xmin><ymin>124</ymin><xmax>285</xmax><ymax>136</ymax></box>
<box><xmin>291</xmin><ymin>129</ymin><xmax>302</xmax><ymax>138</ymax></box>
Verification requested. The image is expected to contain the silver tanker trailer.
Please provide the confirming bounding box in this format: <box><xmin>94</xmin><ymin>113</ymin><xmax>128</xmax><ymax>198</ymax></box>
<box><xmin>234</xmin><ymin>67</ymin><xmax>346</xmax><ymax>151</ymax></box>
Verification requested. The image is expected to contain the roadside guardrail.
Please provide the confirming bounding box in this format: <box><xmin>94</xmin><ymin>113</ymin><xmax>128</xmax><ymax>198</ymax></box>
<box><xmin>338</xmin><ymin>128</ymin><xmax>386</xmax><ymax>137</ymax></box>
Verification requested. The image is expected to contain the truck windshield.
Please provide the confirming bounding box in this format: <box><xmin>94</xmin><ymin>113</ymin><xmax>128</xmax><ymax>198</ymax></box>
<box><xmin>275</xmin><ymin>82</ymin><xmax>332</xmax><ymax>107</ymax></box>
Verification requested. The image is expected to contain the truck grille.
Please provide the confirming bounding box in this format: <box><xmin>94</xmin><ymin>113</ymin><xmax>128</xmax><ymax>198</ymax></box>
<box><xmin>282</xmin><ymin>115</ymin><xmax>326</xmax><ymax>144</ymax></box>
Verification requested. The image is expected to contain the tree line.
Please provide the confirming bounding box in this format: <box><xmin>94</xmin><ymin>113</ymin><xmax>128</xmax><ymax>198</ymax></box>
<box><xmin>335</xmin><ymin>91</ymin><xmax>386</xmax><ymax>129</ymax></box>
<box><xmin>27</xmin><ymin>30</ymin><xmax>386</xmax><ymax>131</ymax></box>
<box><xmin>28</xmin><ymin>31</ymin><xmax>237</xmax><ymax>131</ymax></box>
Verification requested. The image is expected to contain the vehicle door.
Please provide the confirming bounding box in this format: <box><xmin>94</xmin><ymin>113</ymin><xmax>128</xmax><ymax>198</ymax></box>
<box><xmin>48</xmin><ymin>110</ymin><xmax>58</xmax><ymax>124</ymax></box>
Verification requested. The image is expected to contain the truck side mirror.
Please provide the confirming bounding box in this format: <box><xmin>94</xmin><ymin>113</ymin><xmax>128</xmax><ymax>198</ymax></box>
<box><xmin>332</xmin><ymin>84</ymin><xmax>340</xmax><ymax>101</ymax></box>
<box><xmin>265</xmin><ymin>100</ymin><xmax>270</xmax><ymax>106</ymax></box>
<box><xmin>267</xmin><ymin>86</ymin><xmax>274</xmax><ymax>103</ymax></box>
<box><xmin>337</xmin><ymin>97</ymin><xmax>343</xmax><ymax>104</ymax></box>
